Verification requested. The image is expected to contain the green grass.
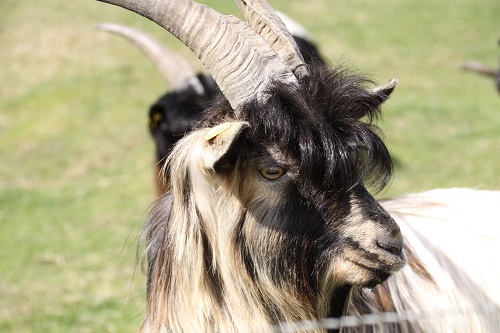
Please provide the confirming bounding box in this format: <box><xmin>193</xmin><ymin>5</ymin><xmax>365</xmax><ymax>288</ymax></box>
<box><xmin>1</xmin><ymin>0</ymin><xmax>499</xmax><ymax>332</ymax></box>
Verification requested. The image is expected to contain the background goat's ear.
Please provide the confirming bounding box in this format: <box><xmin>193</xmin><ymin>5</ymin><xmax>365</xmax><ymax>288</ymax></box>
<box><xmin>202</xmin><ymin>121</ymin><xmax>250</xmax><ymax>171</ymax></box>
<box><xmin>370</xmin><ymin>78</ymin><xmax>398</xmax><ymax>105</ymax></box>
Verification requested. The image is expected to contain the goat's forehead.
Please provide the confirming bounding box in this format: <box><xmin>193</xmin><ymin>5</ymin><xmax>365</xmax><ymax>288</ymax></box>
<box><xmin>246</xmin><ymin>144</ymin><xmax>295</xmax><ymax>163</ymax></box>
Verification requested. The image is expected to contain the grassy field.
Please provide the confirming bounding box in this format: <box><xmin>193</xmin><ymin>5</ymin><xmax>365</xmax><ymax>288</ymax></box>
<box><xmin>1</xmin><ymin>0</ymin><xmax>499</xmax><ymax>332</ymax></box>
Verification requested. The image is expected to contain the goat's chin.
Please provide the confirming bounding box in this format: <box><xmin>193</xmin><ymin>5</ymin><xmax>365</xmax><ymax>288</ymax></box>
<box><xmin>332</xmin><ymin>253</ymin><xmax>406</xmax><ymax>288</ymax></box>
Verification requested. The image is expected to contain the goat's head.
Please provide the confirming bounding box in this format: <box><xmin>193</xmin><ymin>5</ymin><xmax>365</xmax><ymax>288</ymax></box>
<box><xmin>98</xmin><ymin>0</ymin><xmax>404</xmax><ymax>331</ymax></box>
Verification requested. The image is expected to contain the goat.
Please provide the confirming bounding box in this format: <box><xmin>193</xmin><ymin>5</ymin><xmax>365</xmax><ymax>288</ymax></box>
<box><xmin>461</xmin><ymin>39</ymin><xmax>500</xmax><ymax>94</ymax></box>
<box><xmin>95</xmin><ymin>0</ymin><xmax>500</xmax><ymax>332</ymax></box>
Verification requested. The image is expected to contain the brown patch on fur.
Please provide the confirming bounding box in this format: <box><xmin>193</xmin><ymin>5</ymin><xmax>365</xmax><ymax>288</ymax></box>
<box><xmin>155</xmin><ymin>163</ymin><xmax>166</xmax><ymax>196</ymax></box>
<box><xmin>405</xmin><ymin>245</ymin><xmax>434</xmax><ymax>283</ymax></box>
<box><xmin>371</xmin><ymin>284</ymin><xmax>394</xmax><ymax>312</ymax></box>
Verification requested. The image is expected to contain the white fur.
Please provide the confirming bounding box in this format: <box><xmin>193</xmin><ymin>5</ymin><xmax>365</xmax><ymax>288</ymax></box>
<box><xmin>378</xmin><ymin>188</ymin><xmax>500</xmax><ymax>332</ymax></box>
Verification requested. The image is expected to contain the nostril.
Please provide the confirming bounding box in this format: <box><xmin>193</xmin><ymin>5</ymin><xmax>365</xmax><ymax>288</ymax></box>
<box><xmin>376</xmin><ymin>234</ymin><xmax>403</xmax><ymax>256</ymax></box>
<box><xmin>377</xmin><ymin>241</ymin><xmax>402</xmax><ymax>256</ymax></box>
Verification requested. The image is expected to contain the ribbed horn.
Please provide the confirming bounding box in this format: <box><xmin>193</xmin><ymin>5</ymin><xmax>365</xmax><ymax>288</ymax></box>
<box><xmin>96</xmin><ymin>0</ymin><xmax>298</xmax><ymax>113</ymax></box>
<box><xmin>235</xmin><ymin>0</ymin><xmax>309</xmax><ymax>79</ymax></box>
<box><xmin>97</xmin><ymin>22</ymin><xmax>204</xmax><ymax>94</ymax></box>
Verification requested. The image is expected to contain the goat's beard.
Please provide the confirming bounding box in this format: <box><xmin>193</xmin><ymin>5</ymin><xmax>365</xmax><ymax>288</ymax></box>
<box><xmin>315</xmin><ymin>252</ymin><xmax>402</xmax><ymax>322</ymax></box>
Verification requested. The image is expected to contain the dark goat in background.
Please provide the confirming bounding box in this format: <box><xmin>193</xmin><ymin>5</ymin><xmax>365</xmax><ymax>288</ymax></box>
<box><xmin>461</xmin><ymin>39</ymin><xmax>500</xmax><ymax>94</ymax></box>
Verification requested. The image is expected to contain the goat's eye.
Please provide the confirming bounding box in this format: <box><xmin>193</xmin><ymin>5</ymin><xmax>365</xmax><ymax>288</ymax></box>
<box><xmin>260</xmin><ymin>166</ymin><xmax>285</xmax><ymax>180</ymax></box>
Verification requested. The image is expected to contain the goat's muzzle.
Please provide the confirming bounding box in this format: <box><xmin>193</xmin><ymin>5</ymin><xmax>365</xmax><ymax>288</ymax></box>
<box><xmin>332</xmin><ymin>190</ymin><xmax>406</xmax><ymax>288</ymax></box>
<box><xmin>376</xmin><ymin>224</ymin><xmax>404</xmax><ymax>257</ymax></box>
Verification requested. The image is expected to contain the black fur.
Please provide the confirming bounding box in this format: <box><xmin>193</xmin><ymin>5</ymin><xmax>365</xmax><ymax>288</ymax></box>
<box><xmin>294</xmin><ymin>36</ymin><xmax>327</xmax><ymax>67</ymax></box>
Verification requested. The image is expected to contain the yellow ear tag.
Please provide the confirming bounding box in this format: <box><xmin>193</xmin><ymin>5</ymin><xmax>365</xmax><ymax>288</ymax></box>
<box><xmin>204</xmin><ymin>122</ymin><xmax>232</xmax><ymax>141</ymax></box>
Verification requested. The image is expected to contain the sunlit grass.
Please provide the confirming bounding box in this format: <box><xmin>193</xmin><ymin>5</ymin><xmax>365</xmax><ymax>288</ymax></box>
<box><xmin>1</xmin><ymin>0</ymin><xmax>499</xmax><ymax>332</ymax></box>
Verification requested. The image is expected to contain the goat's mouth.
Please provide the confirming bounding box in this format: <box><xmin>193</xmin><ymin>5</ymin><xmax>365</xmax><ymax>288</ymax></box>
<box><xmin>346</xmin><ymin>257</ymin><xmax>403</xmax><ymax>287</ymax></box>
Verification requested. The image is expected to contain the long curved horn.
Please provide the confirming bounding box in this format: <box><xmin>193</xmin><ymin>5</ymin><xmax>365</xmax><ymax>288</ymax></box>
<box><xmin>234</xmin><ymin>0</ymin><xmax>309</xmax><ymax>79</ymax></box>
<box><xmin>97</xmin><ymin>22</ymin><xmax>204</xmax><ymax>94</ymax></box>
<box><xmin>96</xmin><ymin>0</ymin><xmax>298</xmax><ymax>113</ymax></box>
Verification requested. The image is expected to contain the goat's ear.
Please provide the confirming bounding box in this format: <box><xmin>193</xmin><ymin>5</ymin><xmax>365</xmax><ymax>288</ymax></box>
<box><xmin>370</xmin><ymin>78</ymin><xmax>398</xmax><ymax>105</ymax></box>
<box><xmin>201</xmin><ymin>121</ymin><xmax>250</xmax><ymax>171</ymax></box>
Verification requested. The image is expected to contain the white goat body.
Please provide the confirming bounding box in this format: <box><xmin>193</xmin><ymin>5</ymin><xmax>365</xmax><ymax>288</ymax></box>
<box><xmin>360</xmin><ymin>188</ymin><xmax>500</xmax><ymax>332</ymax></box>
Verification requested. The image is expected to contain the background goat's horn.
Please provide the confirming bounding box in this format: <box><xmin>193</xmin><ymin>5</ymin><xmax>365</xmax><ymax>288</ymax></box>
<box><xmin>461</xmin><ymin>61</ymin><xmax>497</xmax><ymax>77</ymax></box>
<box><xmin>96</xmin><ymin>0</ymin><xmax>298</xmax><ymax>113</ymax></box>
<box><xmin>235</xmin><ymin>0</ymin><xmax>309</xmax><ymax>79</ymax></box>
<box><xmin>97</xmin><ymin>23</ymin><xmax>205</xmax><ymax>95</ymax></box>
